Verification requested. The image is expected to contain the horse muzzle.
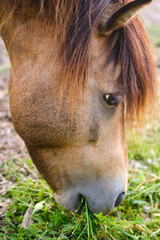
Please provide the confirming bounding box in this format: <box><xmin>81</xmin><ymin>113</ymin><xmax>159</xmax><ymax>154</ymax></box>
<box><xmin>55</xmin><ymin>176</ymin><xmax>127</xmax><ymax>215</ymax></box>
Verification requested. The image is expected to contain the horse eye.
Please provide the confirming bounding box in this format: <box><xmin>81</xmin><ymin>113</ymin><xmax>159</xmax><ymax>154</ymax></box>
<box><xmin>104</xmin><ymin>94</ymin><xmax>121</xmax><ymax>106</ymax></box>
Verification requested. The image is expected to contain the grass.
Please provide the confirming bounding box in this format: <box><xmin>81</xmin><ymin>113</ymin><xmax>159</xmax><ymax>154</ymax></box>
<box><xmin>146</xmin><ymin>24</ymin><xmax>160</xmax><ymax>47</ymax></box>
<box><xmin>0</xmin><ymin>18</ymin><xmax>160</xmax><ymax>240</ymax></box>
<box><xmin>0</xmin><ymin>123</ymin><xmax>160</xmax><ymax>239</ymax></box>
<box><xmin>0</xmin><ymin>63</ymin><xmax>11</xmax><ymax>73</ymax></box>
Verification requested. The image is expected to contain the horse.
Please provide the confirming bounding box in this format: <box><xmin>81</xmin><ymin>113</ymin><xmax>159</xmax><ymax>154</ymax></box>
<box><xmin>0</xmin><ymin>0</ymin><xmax>158</xmax><ymax>215</ymax></box>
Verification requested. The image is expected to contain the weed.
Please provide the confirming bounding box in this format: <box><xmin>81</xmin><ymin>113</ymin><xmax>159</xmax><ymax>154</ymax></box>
<box><xmin>0</xmin><ymin>125</ymin><xmax>160</xmax><ymax>239</ymax></box>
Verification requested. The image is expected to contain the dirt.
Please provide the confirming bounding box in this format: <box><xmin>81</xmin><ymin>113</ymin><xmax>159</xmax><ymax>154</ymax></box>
<box><xmin>0</xmin><ymin>39</ymin><xmax>27</xmax><ymax>166</ymax></box>
<box><xmin>139</xmin><ymin>0</ymin><xmax>160</xmax><ymax>26</ymax></box>
<box><xmin>0</xmin><ymin>3</ymin><xmax>159</xmax><ymax>191</ymax></box>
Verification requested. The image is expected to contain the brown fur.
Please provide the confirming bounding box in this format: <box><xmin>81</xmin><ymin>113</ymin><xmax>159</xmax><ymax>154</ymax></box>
<box><xmin>0</xmin><ymin>0</ymin><xmax>158</xmax><ymax>122</ymax></box>
<box><xmin>0</xmin><ymin>0</ymin><xmax>158</xmax><ymax>214</ymax></box>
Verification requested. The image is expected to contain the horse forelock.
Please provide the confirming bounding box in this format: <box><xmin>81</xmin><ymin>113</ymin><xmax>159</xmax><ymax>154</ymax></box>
<box><xmin>107</xmin><ymin>16</ymin><xmax>158</xmax><ymax>123</ymax></box>
<box><xmin>1</xmin><ymin>0</ymin><xmax>158</xmax><ymax>123</ymax></box>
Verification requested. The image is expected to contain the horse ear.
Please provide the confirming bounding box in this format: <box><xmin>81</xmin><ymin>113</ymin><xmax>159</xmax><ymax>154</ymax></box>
<box><xmin>97</xmin><ymin>0</ymin><xmax>152</xmax><ymax>36</ymax></box>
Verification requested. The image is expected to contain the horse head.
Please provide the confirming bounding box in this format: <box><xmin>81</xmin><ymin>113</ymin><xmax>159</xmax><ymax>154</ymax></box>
<box><xmin>1</xmin><ymin>0</ymin><xmax>157</xmax><ymax>214</ymax></box>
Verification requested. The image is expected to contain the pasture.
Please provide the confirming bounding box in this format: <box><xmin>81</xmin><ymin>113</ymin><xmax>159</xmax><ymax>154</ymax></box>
<box><xmin>0</xmin><ymin>1</ymin><xmax>160</xmax><ymax>239</ymax></box>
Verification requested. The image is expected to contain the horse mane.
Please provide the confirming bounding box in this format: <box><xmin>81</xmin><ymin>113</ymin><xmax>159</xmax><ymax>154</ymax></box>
<box><xmin>0</xmin><ymin>0</ymin><xmax>158</xmax><ymax>123</ymax></box>
<box><xmin>107</xmin><ymin>16</ymin><xmax>158</xmax><ymax>123</ymax></box>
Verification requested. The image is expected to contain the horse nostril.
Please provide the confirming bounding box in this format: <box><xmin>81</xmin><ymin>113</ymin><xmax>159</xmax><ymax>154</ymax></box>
<box><xmin>115</xmin><ymin>192</ymin><xmax>125</xmax><ymax>207</ymax></box>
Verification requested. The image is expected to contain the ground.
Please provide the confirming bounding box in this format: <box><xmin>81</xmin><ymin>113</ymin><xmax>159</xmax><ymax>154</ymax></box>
<box><xmin>0</xmin><ymin>0</ymin><xmax>159</xmax><ymax>167</ymax></box>
<box><xmin>0</xmin><ymin>2</ymin><xmax>160</xmax><ymax>239</ymax></box>
<box><xmin>0</xmin><ymin>40</ymin><xmax>27</xmax><ymax>163</ymax></box>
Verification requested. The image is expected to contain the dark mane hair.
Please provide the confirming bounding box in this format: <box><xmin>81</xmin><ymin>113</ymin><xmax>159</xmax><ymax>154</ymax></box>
<box><xmin>1</xmin><ymin>0</ymin><xmax>158</xmax><ymax>123</ymax></box>
<box><xmin>107</xmin><ymin>16</ymin><xmax>158</xmax><ymax>122</ymax></box>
